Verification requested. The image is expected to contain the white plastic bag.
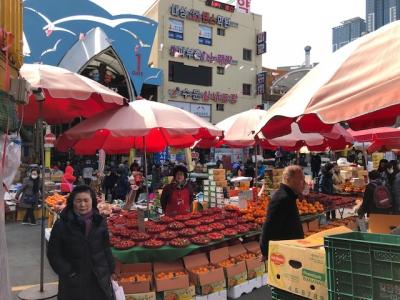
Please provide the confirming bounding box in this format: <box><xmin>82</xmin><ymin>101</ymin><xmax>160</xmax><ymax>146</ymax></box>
<box><xmin>112</xmin><ymin>280</ymin><xmax>125</xmax><ymax>300</ymax></box>
<box><xmin>0</xmin><ymin>134</ymin><xmax>21</xmax><ymax>189</ymax></box>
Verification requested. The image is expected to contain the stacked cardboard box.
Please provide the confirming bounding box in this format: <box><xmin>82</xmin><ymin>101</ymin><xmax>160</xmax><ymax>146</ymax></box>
<box><xmin>204</xmin><ymin>169</ymin><xmax>226</xmax><ymax>208</ymax></box>
<box><xmin>272</xmin><ymin>169</ymin><xmax>284</xmax><ymax>189</ymax></box>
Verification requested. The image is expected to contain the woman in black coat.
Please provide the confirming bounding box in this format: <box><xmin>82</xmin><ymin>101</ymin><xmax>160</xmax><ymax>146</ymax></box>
<box><xmin>47</xmin><ymin>185</ymin><xmax>115</xmax><ymax>300</ymax></box>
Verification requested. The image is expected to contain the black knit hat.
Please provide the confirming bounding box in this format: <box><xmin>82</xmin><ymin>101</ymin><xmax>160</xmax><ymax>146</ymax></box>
<box><xmin>173</xmin><ymin>165</ymin><xmax>188</xmax><ymax>179</ymax></box>
<box><xmin>67</xmin><ymin>185</ymin><xmax>97</xmax><ymax>210</ymax></box>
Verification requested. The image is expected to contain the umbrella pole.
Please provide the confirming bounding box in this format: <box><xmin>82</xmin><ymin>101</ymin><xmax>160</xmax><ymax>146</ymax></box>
<box><xmin>143</xmin><ymin>137</ymin><xmax>150</xmax><ymax>214</ymax></box>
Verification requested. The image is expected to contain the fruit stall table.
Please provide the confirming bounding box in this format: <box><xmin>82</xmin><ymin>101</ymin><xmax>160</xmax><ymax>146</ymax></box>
<box><xmin>111</xmin><ymin>231</ymin><xmax>261</xmax><ymax>263</ymax></box>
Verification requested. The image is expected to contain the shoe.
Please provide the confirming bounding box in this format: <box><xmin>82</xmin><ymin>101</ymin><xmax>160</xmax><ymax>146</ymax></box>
<box><xmin>21</xmin><ymin>222</ymin><xmax>29</xmax><ymax>225</ymax></box>
<box><xmin>29</xmin><ymin>223</ymin><xmax>39</xmax><ymax>226</ymax></box>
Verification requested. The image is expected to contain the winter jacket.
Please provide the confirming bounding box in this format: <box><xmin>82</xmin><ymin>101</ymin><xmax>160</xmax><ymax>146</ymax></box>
<box><xmin>259</xmin><ymin>183</ymin><xmax>304</xmax><ymax>257</ymax></box>
<box><xmin>160</xmin><ymin>182</ymin><xmax>194</xmax><ymax>214</ymax></box>
<box><xmin>61</xmin><ymin>166</ymin><xmax>76</xmax><ymax>193</ymax></box>
<box><xmin>310</xmin><ymin>155</ymin><xmax>322</xmax><ymax>172</ymax></box>
<box><xmin>47</xmin><ymin>208</ymin><xmax>115</xmax><ymax>300</ymax></box>
<box><xmin>15</xmin><ymin>177</ymin><xmax>41</xmax><ymax>208</ymax></box>
<box><xmin>319</xmin><ymin>170</ymin><xmax>334</xmax><ymax>195</ymax></box>
<box><xmin>359</xmin><ymin>179</ymin><xmax>394</xmax><ymax>217</ymax></box>
<box><xmin>393</xmin><ymin>173</ymin><xmax>400</xmax><ymax>213</ymax></box>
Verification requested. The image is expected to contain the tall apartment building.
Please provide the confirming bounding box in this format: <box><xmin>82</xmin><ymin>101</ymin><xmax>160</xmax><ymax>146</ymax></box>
<box><xmin>145</xmin><ymin>0</ymin><xmax>263</xmax><ymax>123</ymax></box>
<box><xmin>332</xmin><ymin>17</ymin><xmax>366</xmax><ymax>51</ymax></box>
<box><xmin>366</xmin><ymin>0</ymin><xmax>400</xmax><ymax>32</ymax></box>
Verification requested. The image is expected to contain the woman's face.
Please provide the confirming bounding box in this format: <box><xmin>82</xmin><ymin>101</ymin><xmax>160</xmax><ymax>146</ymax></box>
<box><xmin>73</xmin><ymin>192</ymin><xmax>93</xmax><ymax>215</ymax></box>
<box><xmin>30</xmin><ymin>171</ymin><xmax>39</xmax><ymax>179</ymax></box>
<box><xmin>175</xmin><ymin>171</ymin><xmax>185</xmax><ymax>184</ymax></box>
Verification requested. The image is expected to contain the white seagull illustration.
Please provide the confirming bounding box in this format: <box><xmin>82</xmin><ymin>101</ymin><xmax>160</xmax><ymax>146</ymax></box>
<box><xmin>44</xmin><ymin>16</ymin><xmax>152</xmax><ymax>34</ymax></box>
<box><xmin>25</xmin><ymin>7</ymin><xmax>77</xmax><ymax>37</ymax></box>
<box><xmin>120</xmin><ymin>28</ymin><xmax>151</xmax><ymax>48</ymax></box>
<box><xmin>144</xmin><ymin>70</ymin><xmax>162</xmax><ymax>82</ymax></box>
<box><xmin>40</xmin><ymin>39</ymin><xmax>62</xmax><ymax>57</ymax></box>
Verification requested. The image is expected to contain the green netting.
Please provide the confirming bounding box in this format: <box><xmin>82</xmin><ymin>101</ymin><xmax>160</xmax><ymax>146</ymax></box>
<box><xmin>0</xmin><ymin>90</ymin><xmax>19</xmax><ymax>132</ymax></box>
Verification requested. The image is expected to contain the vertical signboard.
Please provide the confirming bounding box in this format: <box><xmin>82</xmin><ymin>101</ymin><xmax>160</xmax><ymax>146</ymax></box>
<box><xmin>256</xmin><ymin>31</ymin><xmax>267</xmax><ymax>55</ymax></box>
<box><xmin>236</xmin><ymin>0</ymin><xmax>252</xmax><ymax>13</ymax></box>
<box><xmin>256</xmin><ymin>72</ymin><xmax>266</xmax><ymax>95</ymax></box>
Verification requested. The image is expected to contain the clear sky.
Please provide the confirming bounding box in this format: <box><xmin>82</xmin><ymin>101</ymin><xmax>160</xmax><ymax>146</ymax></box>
<box><xmin>90</xmin><ymin>0</ymin><xmax>365</xmax><ymax>68</ymax></box>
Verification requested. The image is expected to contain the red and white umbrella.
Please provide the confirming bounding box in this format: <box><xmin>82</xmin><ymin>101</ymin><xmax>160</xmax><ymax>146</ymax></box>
<box><xmin>19</xmin><ymin>64</ymin><xmax>126</xmax><ymax>125</ymax></box>
<box><xmin>256</xmin><ymin>21</ymin><xmax>400</xmax><ymax>139</ymax></box>
<box><xmin>56</xmin><ymin>99</ymin><xmax>222</xmax><ymax>154</ymax></box>
<box><xmin>349</xmin><ymin>127</ymin><xmax>400</xmax><ymax>153</ymax></box>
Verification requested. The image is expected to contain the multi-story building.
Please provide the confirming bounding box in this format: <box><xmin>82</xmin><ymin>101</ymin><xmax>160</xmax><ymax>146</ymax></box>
<box><xmin>366</xmin><ymin>0</ymin><xmax>400</xmax><ymax>32</ymax></box>
<box><xmin>332</xmin><ymin>17</ymin><xmax>366</xmax><ymax>51</ymax></box>
<box><xmin>145</xmin><ymin>0</ymin><xmax>263</xmax><ymax>123</ymax></box>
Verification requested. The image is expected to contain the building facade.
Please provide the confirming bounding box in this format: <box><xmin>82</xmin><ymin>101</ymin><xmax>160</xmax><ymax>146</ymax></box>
<box><xmin>366</xmin><ymin>0</ymin><xmax>400</xmax><ymax>32</ymax></box>
<box><xmin>332</xmin><ymin>17</ymin><xmax>366</xmax><ymax>51</ymax></box>
<box><xmin>145</xmin><ymin>0</ymin><xmax>263</xmax><ymax>123</ymax></box>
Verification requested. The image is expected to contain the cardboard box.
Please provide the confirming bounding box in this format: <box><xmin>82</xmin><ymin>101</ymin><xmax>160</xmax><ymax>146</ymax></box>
<box><xmin>308</xmin><ymin>219</ymin><xmax>319</xmax><ymax>232</ymax></box>
<box><xmin>369</xmin><ymin>213</ymin><xmax>400</xmax><ymax>233</ymax></box>
<box><xmin>302</xmin><ymin>222</ymin><xmax>309</xmax><ymax>234</ymax></box>
<box><xmin>183</xmin><ymin>253</ymin><xmax>226</xmax><ymax>296</ymax></box>
<box><xmin>153</xmin><ymin>261</ymin><xmax>190</xmax><ymax>292</ymax></box>
<box><xmin>208</xmin><ymin>169</ymin><xmax>226</xmax><ymax>176</ymax></box>
<box><xmin>125</xmin><ymin>291</ymin><xmax>156</xmax><ymax>300</ymax></box>
<box><xmin>210</xmin><ymin>247</ymin><xmax>247</xmax><ymax>288</ymax></box>
<box><xmin>162</xmin><ymin>285</ymin><xmax>196</xmax><ymax>300</ymax></box>
<box><xmin>115</xmin><ymin>261</ymin><xmax>153</xmax><ymax>294</ymax></box>
<box><xmin>215</xmin><ymin>180</ymin><xmax>228</xmax><ymax>187</ymax></box>
<box><xmin>229</xmin><ymin>244</ymin><xmax>265</xmax><ymax>280</ymax></box>
<box><xmin>212</xmin><ymin>174</ymin><xmax>226</xmax><ymax>181</ymax></box>
<box><xmin>272</xmin><ymin>168</ymin><xmax>284</xmax><ymax>176</ymax></box>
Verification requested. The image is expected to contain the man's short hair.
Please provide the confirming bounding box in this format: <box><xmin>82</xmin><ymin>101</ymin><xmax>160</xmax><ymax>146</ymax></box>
<box><xmin>282</xmin><ymin>165</ymin><xmax>303</xmax><ymax>182</ymax></box>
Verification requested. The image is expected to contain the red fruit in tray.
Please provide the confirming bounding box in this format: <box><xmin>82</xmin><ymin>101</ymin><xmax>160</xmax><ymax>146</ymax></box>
<box><xmin>178</xmin><ymin>228</ymin><xmax>197</xmax><ymax>237</ymax></box>
<box><xmin>224</xmin><ymin>204</ymin><xmax>240</xmax><ymax>212</ymax></box>
<box><xmin>208</xmin><ymin>207</ymin><xmax>223</xmax><ymax>214</ymax></box>
<box><xmin>209</xmin><ymin>223</ymin><xmax>226</xmax><ymax>231</ymax></box>
<box><xmin>195</xmin><ymin>225</ymin><xmax>213</xmax><ymax>234</ymax></box>
<box><xmin>190</xmin><ymin>235</ymin><xmax>211</xmax><ymax>245</ymax></box>
<box><xmin>225</xmin><ymin>211</ymin><xmax>241</xmax><ymax>218</ymax></box>
<box><xmin>247</xmin><ymin>223</ymin><xmax>261</xmax><ymax>231</ymax></box>
<box><xmin>167</xmin><ymin>221</ymin><xmax>186</xmax><ymax>230</ymax></box>
<box><xmin>158</xmin><ymin>231</ymin><xmax>179</xmax><ymax>241</ymax></box>
<box><xmin>159</xmin><ymin>215</ymin><xmax>174</xmax><ymax>224</ymax></box>
<box><xmin>214</xmin><ymin>214</ymin><xmax>226</xmax><ymax>221</ymax></box>
<box><xmin>237</xmin><ymin>217</ymin><xmax>247</xmax><ymax>224</ymax></box>
<box><xmin>143</xmin><ymin>239</ymin><xmax>165</xmax><ymax>249</ymax></box>
<box><xmin>169</xmin><ymin>237</ymin><xmax>191</xmax><ymax>248</ymax></box>
<box><xmin>174</xmin><ymin>214</ymin><xmax>192</xmax><ymax>222</ymax></box>
<box><xmin>223</xmin><ymin>219</ymin><xmax>237</xmax><ymax>227</ymax></box>
<box><xmin>130</xmin><ymin>232</ymin><xmax>151</xmax><ymax>242</ymax></box>
<box><xmin>207</xmin><ymin>232</ymin><xmax>224</xmax><ymax>241</ymax></box>
<box><xmin>119</xmin><ymin>228</ymin><xmax>132</xmax><ymax>238</ymax></box>
<box><xmin>146</xmin><ymin>224</ymin><xmax>167</xmax><ymax>234</ymax></box>
<box><xmin>236</xmin><ymin>224</ymin><xmax>250</xmax><ymax>234</ymax></box>
<box><xmin>125</xmin><ymin>220</ymin><xmax>138</xmax><ymax>229</ymax></box>
<box><xmin>125</xmin><ymin>212</ymin><xmax>138</xmax><ymax>219</ymax></box>
<box><xmin>201</xmin><ymin>209</ymin><xmax>214</xmax><ymax>216</ymax></box>
<box><xmin>112</xmin><ymin>217</ymin><xmax>127</xmax><ymax>225</ymax></box>
<box><xmin>191</xmin><ymin>212</ymin><xmax>203</xmax><ymax>219</ymax></box>
<box><xmin>109</xmin><ymin>227</ymin><xmax>125</xmax><ymax>236</ymax></box>
<box><xmin>144</xmin><ymin>221</ymin><xmax>156</xmax><ymax>228</ymax></box>
<box><xmin>114</xmin><ymin>240</ymin><xmax>135</xmax><ymax>250</ymax></box>
<box><xmin>221</xmin><ymin>228</ymin><xmax>238</xmax><ymax>237</ymax></box>
<box><xmin>184</xmin><ymin>219</ymin><xmax>201</xmax><ymax>227</ymax></box>
<box><xmin>200</xmin><ymin>217</ymin><xmax>214</xmax><ymax>225</ymax></box>
<box><xmin>110</xmin><ymin>236</ymin><xmax>122</xmax><ymax>246</ymax></box>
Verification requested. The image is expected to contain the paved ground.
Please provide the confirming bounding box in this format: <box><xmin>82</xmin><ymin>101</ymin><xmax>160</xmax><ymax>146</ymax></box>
<box><xmin>6</xmin><ymin>221</ymin><xmax>271</xmax><ymax>300</ymax></box>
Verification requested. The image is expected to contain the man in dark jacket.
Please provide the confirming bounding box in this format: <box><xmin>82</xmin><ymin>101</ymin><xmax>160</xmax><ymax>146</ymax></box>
<box><xmin>310</xmin><ymin>153</ymin><xmax>322</xmax><ymax>179</ymax></box>
<box><xmin>47</xmin><ymin>185</ymin><xmax>115</xmax><ymax>300</ymax></box>
<box><xmin>319</xmin><ymin>162</ymin><xmax>336</xmax><ymax>220</ymax></box>
<box><xmin>260</xmin><ymin>165</ymin><xmax>305</xmax><ymax>259</ymax></box>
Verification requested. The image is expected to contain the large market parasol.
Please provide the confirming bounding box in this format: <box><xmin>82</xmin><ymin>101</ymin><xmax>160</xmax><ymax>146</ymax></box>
<box><xmin>256</xmin><ymin>20</ymin><xmax>400</xmax><ymax>139</ymax></box>
<box><xmin>349</xmin><ymin>127</ymin><xmax>400</xmax><ymax>153</ymax></box>
<box><xmin>19</xmin><ymin>64</ymin><xmax>126</xmax><ymax>125</ymax></box>
<box><xmin>56</xmin><ymin>98</ymin><xmax>222</xmax><ymax>154</ymax></box>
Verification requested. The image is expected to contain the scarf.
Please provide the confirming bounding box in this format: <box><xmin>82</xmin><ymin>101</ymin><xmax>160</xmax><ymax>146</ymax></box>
<box><xmin>78</xmin><ymin>210</ymin><xmax>94</xmax><ymax>237</ymax></box>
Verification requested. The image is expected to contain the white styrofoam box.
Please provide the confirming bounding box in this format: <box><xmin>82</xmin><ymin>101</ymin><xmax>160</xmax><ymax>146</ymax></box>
<box><xmin>204</xmin><ymin>191</ymin><xmax>210</xmax><ymax>196</ymax></box>
<box><xmin>216</xmin><ymin>186</ymin><xmax>223</xmax><ymax>193</ymax></box>
<box><xmin>210</xmin><ymin>191</ymin><xmax>216</xmax><ymax>197</ymax></box>
<box><xmin>204</xmin><ymin>180</ymin><xmax>210</xmax><ymax>186</ymax></box>
<box><xmin>208</xmin><ymin>175</ymin><xmax>214</xmax><ymax>180</ymax></box>
<box><xmin>210</xmin><ymin>180</ymin><xmax>216</xmax><ymax>186</ymax></box>
<box><xmin>227</xmin><ymin>281</ymin><xmax>252</xmax><ymax>299</ymax></box>
<box><xmin>195</xmin><ymin>290</ymin><xmax>227</xmax><ymax>300</ymax></box>
<box><xmin>209</xmin><ymin>186</ymin><xmax>217</xmax><ymax>192</ymax></box>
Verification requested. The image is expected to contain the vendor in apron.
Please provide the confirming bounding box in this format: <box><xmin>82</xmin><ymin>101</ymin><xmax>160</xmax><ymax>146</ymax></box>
<box><xmin>160</xmin><ymin>165</ymin><xmax>194</xmax><ymax>216</ymax></box>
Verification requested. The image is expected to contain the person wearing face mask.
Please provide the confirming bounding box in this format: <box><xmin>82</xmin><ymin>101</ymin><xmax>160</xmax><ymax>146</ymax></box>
<box><xmin>259</xmin><ymin>165</ymin><xmax>305</xmax><ymax>260</ymax></box>
<box><xmin>47</xmin><ymin>185</ymin><xmax>115</xmax><ymax>300</ymax></box>
<box><xmin>160</xmin><ymin>165</ymin><xmax>194</xmax><ymax>216</ymax></box>
<box><xmin>15</xmin><ymin>168</ymin><xmax>42</xmax><ymax>225</ymax></box>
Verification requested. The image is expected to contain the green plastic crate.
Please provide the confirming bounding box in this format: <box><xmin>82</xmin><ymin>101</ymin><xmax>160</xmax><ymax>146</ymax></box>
<box><xmin>324</xmin><ymin>232</ymin><xmax>400</xmax><ymax>300</ymax></box>
<box><xmin>270</xmin><ymin>287</ymin><xmax>308</xmax><ymax>300</ymax></box>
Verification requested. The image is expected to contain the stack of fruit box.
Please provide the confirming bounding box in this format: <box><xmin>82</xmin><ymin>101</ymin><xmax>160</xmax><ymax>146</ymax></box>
<box><xmin>207</xmin><ymin>169</ymin><xmax>226</xmax><ymax>208</ymax></box>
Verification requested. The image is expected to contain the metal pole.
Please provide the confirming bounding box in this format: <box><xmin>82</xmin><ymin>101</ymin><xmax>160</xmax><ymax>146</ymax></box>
<box><xmin>143</xmin><ymin>137</ymin><xmax>149</xmax><ymax>214</ymax></box>
<box><xmin>39</xmin><ymin>101</ymin><xmax>45</xmax><ymax>292</ymax></box>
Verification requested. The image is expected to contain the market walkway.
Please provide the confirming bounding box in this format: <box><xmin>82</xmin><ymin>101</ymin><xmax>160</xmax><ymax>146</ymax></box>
<box><xmin>6</xmin><ymin>221</ymin><xmax>271</xmax><ymax>300</ymax></box>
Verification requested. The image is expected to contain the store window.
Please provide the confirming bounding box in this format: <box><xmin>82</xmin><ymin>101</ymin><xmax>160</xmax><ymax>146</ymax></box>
<box><xmin>243</xmin><ymin>48</ymin><xmax>252</xmax><ymax>61</ymax></box>
<box><xmin>169</xmin><ymin>61</ymin><xmax>212</xmax><ymax>86</ymax></box>
<box><xmin>169</xmin><ymin>18</ymin><xmax>184</xmax><ymax>40</ymax></box>
<box><xmin>242</xmin><ymin>84</ymin><xmax>251</xmax><ymax>95</ymax></box>
<box><xmin>199</xmin><ymin>25</ymin><xmax>212</xmax><ymax>46</ymax></box>
<box><xmin>217</xmin><ymin>28</ymin><xmax>225</xmax><ymax>36</ymax></box>
<box><xmin>216</xmin><ymin>104</ymin><xmax>224</xmax><ymax>111</ymax></box>
<box><xmin>217</xmin><ymin>66</ymin><xmax>225</xmax><ymax>75</ymax></box>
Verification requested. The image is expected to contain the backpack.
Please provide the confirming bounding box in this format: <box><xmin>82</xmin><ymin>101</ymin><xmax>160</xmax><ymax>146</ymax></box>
<box><xmin>372</xmin><ymin>183</ymin><xmax>393</xmax><ymax>209</ymax></box>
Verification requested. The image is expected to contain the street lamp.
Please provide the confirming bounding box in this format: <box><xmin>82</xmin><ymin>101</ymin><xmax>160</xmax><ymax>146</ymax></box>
<box><xmin>18</xmin><ymin>88</ymin><xmax>58</xmax><ymax>300</ymax></box>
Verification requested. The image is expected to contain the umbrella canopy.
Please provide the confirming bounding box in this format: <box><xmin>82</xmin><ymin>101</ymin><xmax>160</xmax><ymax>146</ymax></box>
<box><xmin>256</xmin><ymin>20</ymin><xmax>400</xmax><ymax>139</ymax></box>
<box><xmin>56</xmin><ymin>99</ymin><xmax>223</xmax><ymax>154</ymax></box>
<box><xmin>195</xmin><ymin>109</ymin><xmax>352</xmax><ymax>151</ymax></box>
<box><xmin>259</xmin><ymin>123</ymin><xmax>353</xmax><ymax>151</ymax></box>
<box><xmin>19</xmin><ymin>64</ymin><xmax>126</xmax><ymax>125</ymax></box>
<box><xmin>349</xmin><ymin>127</ymin><xmax>400</xmax><ymax>153</ymax></box>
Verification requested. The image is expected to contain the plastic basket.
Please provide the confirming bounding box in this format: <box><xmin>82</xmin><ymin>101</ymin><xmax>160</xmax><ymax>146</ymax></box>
<box><xmin>325</xmin><ymin>232</ymin><xmax>400</xmax><ymax>300</ymax></box>
<box><xmin>270</xmin><ymin>287</ymin><xmax>308</xmax><ymax>300</ymax></box>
